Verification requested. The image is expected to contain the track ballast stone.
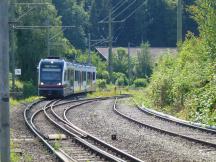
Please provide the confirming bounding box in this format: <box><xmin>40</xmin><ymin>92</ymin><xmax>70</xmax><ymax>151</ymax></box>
<box><xmin>11</xmin><ymin>101</ymin><xmax>59</xmax><ymax>162</ymax></box>
<box><xmin>66</xmin><ymin>98</ymin><xmax>216</xmax><ymax>162</ymax></box>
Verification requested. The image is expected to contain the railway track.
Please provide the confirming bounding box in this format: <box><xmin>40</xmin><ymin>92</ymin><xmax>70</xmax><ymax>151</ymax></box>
<box><xmin>24</xmin><ymin>96</ymin><xmax>143</xmax><ymax>162</ymax></box>
<box><xmin>114</xmin><ymin>97</ymin><xmax>216</xmax><ymax>149</ymax></box>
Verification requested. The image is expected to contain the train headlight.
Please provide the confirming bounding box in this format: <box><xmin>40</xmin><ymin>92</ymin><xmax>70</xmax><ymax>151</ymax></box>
<box><xmin>40</xmin><ymin>82</ymin><xmax>44</xmax><ymax>85</ymax></box>
<box><xmin>57</xmin><ymin>83</ymin><xmax>62</xmax><ymax>86</ymax></box>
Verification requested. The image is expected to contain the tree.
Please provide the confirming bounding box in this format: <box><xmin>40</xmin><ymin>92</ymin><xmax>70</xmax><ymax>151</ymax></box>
<box><xmin>89</xmin><ymin>0</ymin><xmax>197</xmax><ymax>47</ymax></box>
<box><xmin>15</xmin><ymin>0</ymin><xmax>73</xmax><ymax>83</ymax></box>
<box><xmin>53</xmin><ymin>0</ymin><xmax>89</xmax><ymax>50</ymax></box>
<box><xmin>190</xmin><ymin>0</ymin><xmax>216</xmax><ymax>60</ymax></box>
<box><xmin>147</xmin><ymin>0</ymin><xmax>216</xmax><ymax>124</ymax></box>
<box><xmin>112</xmin><ymin>48</ymin><xmax>129</xmax><ymax>75</ymax></box>
<box><xmin>89</xmin><ymin>0</ymin><xmax>109</xmax><ymax>40</ymax></box>
<box><xmin>135</xmin><ymin>42</ymin><xmax>153</xmax><ymax>78</ymax></box>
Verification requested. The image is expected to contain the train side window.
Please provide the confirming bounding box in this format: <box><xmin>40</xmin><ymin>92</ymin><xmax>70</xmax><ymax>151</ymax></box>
<box><xmin>71</xmin><ymin>70</ymin><xmax>74</xmax><ymax>80</ymax></box>
<box><xmin>93</xmin><ymin>72</ymin><xmax>96</xmax><ymax>80</ymax></box>
<box><xmin>67</xmin><ymin>70</ymin><xmax>69</xmax><ymax>80</ymax></box>
<box><xmin>64</xmin><ymin>71</ymin><xmax>67</xmax><ymax>81</ymax></box>
<box><xmin>82</xmin><ymin>71</ymin><xmax>86</xmax><ymax>81</ymax></box>
<box><xmin>68</xmin><ymin>69</ymin><xmax>70</xmax><ymax>79</ymax></box>
<box><xmin>84</xmin><ymin>72</ymin><xmax>87</xmax><ymax>81</ymax></box>
<box><xmin>87</xmin><ymin>72</ymin><xmax>91</xmax><ymax>82</ymax></box>
<box><xmin>75</xmin><ymin>71</ymin><xmax>79</xmax><ymax>81</ymax></box>
<box><xmin>79</xmin><ymin>71</ymin><xmax>81</xmax><ymax>83</ymax></box>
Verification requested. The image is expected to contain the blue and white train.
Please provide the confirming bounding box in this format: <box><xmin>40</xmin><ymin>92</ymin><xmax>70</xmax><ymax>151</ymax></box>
<box><xmin>38</xmin><ymin>57</ymin><xmax>96</xmax><ymax>97</ymax></box>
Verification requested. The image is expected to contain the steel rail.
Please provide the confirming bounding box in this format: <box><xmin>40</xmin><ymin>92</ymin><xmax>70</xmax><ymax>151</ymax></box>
<box><xmin>43</xmin><ymin>99</ymin><xmax>127</xmax><ymax>162</ymax></box>
<box><xmin>50</xmin><ymin>100</ymin><xmax>94</xmax><ymax>136</ymax></box>
<box><xmin>133</xmin><ymin>99</ymin><xmax>216</xmax><ymax>134</ymax></box>
<box><xmin>24</xmin><ymin>95</ymin><xmax>133</xmax><ymax>162</ymax></box>
<box><xmin>113</xmin><ymin>98</ymin><xmax>216</xmax><ymax>149</ymax></box>
<box><xmin>24</xmin><ymin>100</ymin><xmax>76</xmax><ymax>162</ymax></box>
<box><xmin>63</xmin><ymin>99</ymin><xmax>144</xmax><ymax>162</ymax></box>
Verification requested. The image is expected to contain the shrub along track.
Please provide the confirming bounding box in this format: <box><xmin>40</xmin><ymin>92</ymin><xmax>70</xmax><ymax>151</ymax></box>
<box><xmin>24</xmin><ymin>95</ymin><xmax>143</xmax><ymax>162</ymax></box>
<box><xmin>65</xmin><ymin>96</ymin><xmax>216</xmax><ymax>161</ymax></box>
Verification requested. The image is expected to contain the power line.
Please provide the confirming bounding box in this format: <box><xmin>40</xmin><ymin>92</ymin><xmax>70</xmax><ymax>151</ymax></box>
<box><xmin>113</xmin><ymin>25</ymin><xmax>124</xmax><ymax>42</ymax></box>
<box><xmin>112</xmin><ymin>0</ymin><xmax>137</xmax><ymax>20</ymax></box>
<box><xmin>14</xmin><ymin>25</ymin><xmax>76</xmax><ymax>29</ymax></box>
<box><xmin>11</xmin><ymin>3</ymin><xmax>51</xmax><ymax>6</ymax></box>
<box><xmin>15</xmin><ymin>6</ymin><xmax>36</xmax><ymax>22</ymax></box>
<box><xmin>99</xmin><ymin>0</ymin><xmax>127</xmax><ymax>23</ymax></box>
<box><xmin>49</xmin><ymin>28</ymin><xmax>67</xmax><ymax>41</ymax></box>
<box><xmin>112</xmin><ymin>0</ymin><xmax>127</xmax><ymax>12</ymax></box>
<box><xmin>120</xmin><ymin>0</ymin><xmax>147</xmax><ymax>22</ymax></box>
<box><xmin>108</xmin><ymin>0</ymin><xmax>129</xmax><ymax>19</ymax></box>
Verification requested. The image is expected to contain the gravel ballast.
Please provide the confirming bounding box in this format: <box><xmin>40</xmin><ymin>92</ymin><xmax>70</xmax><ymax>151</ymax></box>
<box><xmin>11</xmin><ymin>101</ymin><xmax>59</xmax><ymax>162</ymax></box>
<box><xmin>66</xmin><ymin>98</ymin><xmax>216</xmax><ymax>162</ymax></box>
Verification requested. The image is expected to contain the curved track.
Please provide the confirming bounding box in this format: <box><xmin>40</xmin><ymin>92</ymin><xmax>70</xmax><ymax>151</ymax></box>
<box><xmin>24</xmin><ymin>96</ymin><xmax>143</xmax><ymax>162</ymax></box>
<box><xmin>113</xmin><ymin>97</ymin><xmax>216</xmax><ymax>149</ymax></box>
<box><xmin>135</xmin><ymin>100</ymin><xmax>216</xmax><ymax>133</ymax></box>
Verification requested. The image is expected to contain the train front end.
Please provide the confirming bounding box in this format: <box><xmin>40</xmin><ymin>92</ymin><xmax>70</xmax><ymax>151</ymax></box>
<box><xmin>38</xmin><ymin>58</ymin><xmax>64</xmax><ymax>97</ymax></box>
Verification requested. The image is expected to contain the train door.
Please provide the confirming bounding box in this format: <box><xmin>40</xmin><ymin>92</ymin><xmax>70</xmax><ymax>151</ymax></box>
<box><xmin>82</xmin><ymin>71</ymin><xmax>87</xmax><ymax>92</ymax></box>
<box><xmin>92</xmin><ymin>71</ymin><xmax>96</xmax><ymax>91</ymax></box>
<box><xmin>87</xmin><ymin>72</ymin><xmax>91</xmax><ymax>91</ymax></box>
<box><xmin>79</xmin><ymin>71</ymin><xmax>82</xmax><ymax>92</ymax></box>
<box><xmin>74</xmin><ymin>70</ymin><xmax>79</xmax><ymax>93</ymax></box>
<box><xmin>69</xmin><ymin>68</ymin><xmax>74</xmax><ymax>93</ymax></box>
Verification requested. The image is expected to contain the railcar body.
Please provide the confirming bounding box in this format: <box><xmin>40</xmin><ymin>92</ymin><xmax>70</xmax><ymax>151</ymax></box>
<box><xmin>38</xmin><ymin>58</ymin><xmax>96</xmax><ymax>97</ymax></box>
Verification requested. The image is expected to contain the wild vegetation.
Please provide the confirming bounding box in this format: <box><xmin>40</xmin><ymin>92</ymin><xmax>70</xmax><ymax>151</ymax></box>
<box><xmin>142</xmin><ymin>0</ymin><xmax>216</xmax><ymax>125</ymax></box>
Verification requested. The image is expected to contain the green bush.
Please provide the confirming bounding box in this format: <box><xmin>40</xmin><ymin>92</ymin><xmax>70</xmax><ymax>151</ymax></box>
<box><xmin>133</xmin><ymin>78</ymin><xmax>148</xmax><ymax>87</ymax></box>
<box><xmin>149</xmin><ymin>54</ymin><xmax>176</xmax><ymax>107</ymax></box>
<box><xmin>115</xmin><ymin>77</ymin><xmax>128</xmax><ymax>86</ymax></box>
<box><xmin>112</xmin><ymin>72</ymin><xmax>128</xmax><ymax>86</ymax></box>
<box><xmin>96</xmin><ymin>79</ymin><xmax>107</xmax><ymax>89</ymax></box>
<box><xmin>147</xmin><ymin>34</ymin><xmax>216</xmax><ymax>124</ymax></box>
<box><xmin>100</xmin><ymin>71</ymin><xmax>110</xmax><ymax>82</ymax></box>
<box><xmin>9</xmin><ymin>80</ymin><xmax>23</xmax><ymax>92</ymax></box>
<box><xmin>23</xmin><ymin>81</ymin><xmax>37</xmax><ymax>98</ymax></box>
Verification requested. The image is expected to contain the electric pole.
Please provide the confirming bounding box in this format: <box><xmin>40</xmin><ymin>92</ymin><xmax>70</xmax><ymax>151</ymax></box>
<box><xmin>0</xmin><ymin>0</ymin><xmax>10</xmax><ymax>161</ymax></box>
<box><xmin>10</xmin><ymin>0</ymin><xmax>16</xmax><ymax>93</ymax></box>
<box><xmin>47</xmin><ymin>18</ymin><xmax>50</xmax><ymax>56</ymax></box>
<box><xmin>177</xmin><ymin>0</ymin><xmax>183</xmax><ymax>43</ymax></box>
<box><xmin>128</xmin><ymin>42</ymin><xmax>131</xmax><ymax>86</ymax></box>
<box><xmin>108</xmin><ymin>3</ymin><xmax>113</xmax><ymax>82</ymax></box>
<box><xmin>88</xmin><ymin>33</ymin><xmax>91</xmax><ymax>64</ymax></box>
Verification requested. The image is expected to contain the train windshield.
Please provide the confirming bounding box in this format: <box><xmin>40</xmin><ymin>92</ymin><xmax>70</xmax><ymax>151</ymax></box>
<box><xmin>40</xmin><ymin>63</ymin><xmax>63</xmax><ymax>84</ymax></box>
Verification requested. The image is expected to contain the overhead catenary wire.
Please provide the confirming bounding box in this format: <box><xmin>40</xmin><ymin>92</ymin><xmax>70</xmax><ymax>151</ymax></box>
<box><xmin>14</xmin><ymin>25</ymin><xmax>76</xmax><ymax>29</ymax></box>
<box><xmin>112</xmin><ymin>0</ymin><xmax>137</xmax><ymax>20</ymax></box>
<box><xmin>11</xmin><ymin>3</ymin><xmax>51</xmax><ymax>5</ymax></box>
<box><xmin>110</xmin><ymin>0</ymin><xmax>129</xmax><ymax>17</ymax></box>
<box><xmin>113</xmin><ymin>25</ymin><xmax>124</xmax><ymax>41</ymax></box>
<box><xmin>120</xmin><ymin>0</ymin><xmax>147</xmax><ymax>22</ymax></box>
<box><xmin>112</xmin><ymin>0</ymin><xmax>127</xmax><ymax>11</ymax></box>
<box><xmin>99</xmin><ymin>0</ymin><xmax>128</xmax><ymax>23</ymax></box>
<box><xmin>15</xmin><ymin>6</ymin><xmax>36</xmax><ymax>22</ymax></box>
